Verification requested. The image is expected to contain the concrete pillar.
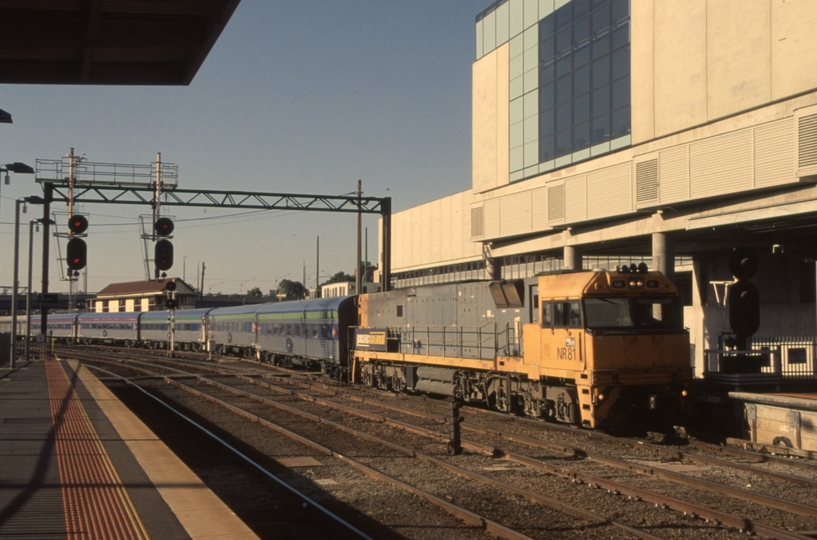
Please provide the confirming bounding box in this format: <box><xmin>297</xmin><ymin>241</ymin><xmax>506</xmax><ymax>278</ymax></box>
<box><xmin>564</xmin><ymin>246</ymin><xmax>581</xmax><ymax>271</ymax></box>
<box><xmin>652</xmin><ymin>232</ymin><xmax>675</xmax><ymax>282</ymax></box>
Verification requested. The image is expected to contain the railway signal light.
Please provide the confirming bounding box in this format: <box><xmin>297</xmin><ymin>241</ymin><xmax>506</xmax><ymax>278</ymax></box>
<box><xmin>155</xmin><ymin>239</ymin><xmax>173</xmax><ymax>271</ymax></box>
<box><xmin>155</xmin><ymin>217</ymin><xmax>174</xmax><ymax>236</ymax></box>
<box><xmin>729</xmin><ymin>280</ymin><xmax>760</xmax><ymax>337</ymax></box>
<box><xmin>68</xmin><ymin>215</ymin><xmax>88</xmax><ymax>235</ymax></box>
<box><xmin>66</xmin><ymin>238</ymin><xmax>87</xmax><ymax>270</ymax></box>
<box><xmin>166</xmin><ymin>298</ymin><xmax>178</xmax><ymax>310</ymax></box>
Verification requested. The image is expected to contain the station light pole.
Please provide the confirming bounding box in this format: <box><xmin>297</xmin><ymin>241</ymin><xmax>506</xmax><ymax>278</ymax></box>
<box><xmin>0</xmin><ymin>162</ymin><xmax>35</xmax><ymax>245</ymax></box>
<box><xmin>10</xmin><ymin>196</ymin><xmax>44</xmax><ymax>366</ymax></box>
<box><xmin>25</xmin><ymin>218</ymin><xmax>55</xmax><ymax>361</ymax></box>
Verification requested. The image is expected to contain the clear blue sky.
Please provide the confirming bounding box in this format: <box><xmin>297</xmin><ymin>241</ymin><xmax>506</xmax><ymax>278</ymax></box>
<box><xmin>0</xmin><ymin>1</ymin><xmax>477</xmax><ymax>295</ymax></box>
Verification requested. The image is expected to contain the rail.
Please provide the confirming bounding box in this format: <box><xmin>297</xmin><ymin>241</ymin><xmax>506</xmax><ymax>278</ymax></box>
<box><xmin>392</xmin><ymin>322</ymin><xmax>519</xmax><ymax>360</ymax></box>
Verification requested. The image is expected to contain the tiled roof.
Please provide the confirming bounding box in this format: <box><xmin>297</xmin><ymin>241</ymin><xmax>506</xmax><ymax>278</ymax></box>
<box><xmin>96</xmin><ymin>278</ymin><xmax>194</xmax><ymax>298</ymax></box>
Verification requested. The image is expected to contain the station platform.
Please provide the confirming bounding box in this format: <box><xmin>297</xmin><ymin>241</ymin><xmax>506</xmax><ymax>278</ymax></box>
<box><xmin>730</xmin><ymin>390</ymin><xmax>817</xmax><ymax>454</ymax></box>
<box><xmin>0</xmin><ymin>358</ymin><xmax>258</xmax><ymax>539</ymax></box>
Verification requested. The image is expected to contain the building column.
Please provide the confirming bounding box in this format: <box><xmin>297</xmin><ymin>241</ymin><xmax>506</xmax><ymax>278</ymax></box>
<box><xmin>652</xmin><ymin>232</ymin><xmax>675</xmax><ymax>282</ymax></box>
<box><xmin>564</xmin><ymin>246</ymin><xmax>581</xmax><ymax>271</ymax></box>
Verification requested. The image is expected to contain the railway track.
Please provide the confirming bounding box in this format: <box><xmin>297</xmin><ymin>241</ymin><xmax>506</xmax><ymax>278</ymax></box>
<box><xmin>60</xmin><ymin>347</ymin><xmax>817</xmax><ymax>539</ymax></box>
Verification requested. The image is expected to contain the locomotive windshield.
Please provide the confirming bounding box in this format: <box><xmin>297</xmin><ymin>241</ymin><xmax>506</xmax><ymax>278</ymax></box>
<box><xmin>583</xmin><ymin>296</ymin><xmax>682</xmax><ymax>332</ymax></box>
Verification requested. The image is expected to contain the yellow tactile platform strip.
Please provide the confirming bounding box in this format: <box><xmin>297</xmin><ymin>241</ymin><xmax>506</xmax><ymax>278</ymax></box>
<box><xmin>62</xmin><ymin>359</ymin><xmax>259</xmax><ymax>540</ymax></box>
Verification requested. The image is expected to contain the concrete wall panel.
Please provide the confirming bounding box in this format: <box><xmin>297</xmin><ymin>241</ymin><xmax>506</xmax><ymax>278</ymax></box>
<box><xmin>707</xmin><ymin>0</ymin><xmax>771</xmax><ymax>119</ymax></box>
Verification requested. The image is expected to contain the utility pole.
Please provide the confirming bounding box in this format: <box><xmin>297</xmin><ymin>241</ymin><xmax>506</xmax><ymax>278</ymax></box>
<box><xmin>356</xmin><ymin>179</ymin><xmax>362</xmax><ymax>295</ymax></box>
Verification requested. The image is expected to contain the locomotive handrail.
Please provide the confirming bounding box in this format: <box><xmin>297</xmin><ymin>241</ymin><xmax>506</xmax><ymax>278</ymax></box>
<box><xmin>391</xmin><ymin>322</ymin><xmax>518</xmax><ymax>360</ymax></box>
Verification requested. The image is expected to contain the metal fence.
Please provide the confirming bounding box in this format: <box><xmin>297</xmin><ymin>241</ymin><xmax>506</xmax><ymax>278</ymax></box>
<box><xmin>705</xmin><ymin>335</ymin><xmax>817</xmax><ymax>380</ymax></box>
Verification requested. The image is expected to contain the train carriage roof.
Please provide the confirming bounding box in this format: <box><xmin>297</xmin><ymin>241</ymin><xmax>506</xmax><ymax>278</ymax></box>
<box><xmin>30</xmin><ymin>312</ymin><xmax>80</xmax><ymax>323</ymax></box>
<box><xmin>78</xmin><ymin>312</ymin><xmax>140</xmax><ymax>322</ymax></box>
<box><xmin>140</xmin><ymin>308</ymin><xmax>213</xmax><ymax>321</ymax></box>
<box><xmin>208</xmin><ymin>296</ymin><xmax>355</xmax><ymax>318</ymax></box>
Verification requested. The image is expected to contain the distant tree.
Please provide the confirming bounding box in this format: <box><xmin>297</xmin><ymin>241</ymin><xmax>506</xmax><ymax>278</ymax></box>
<box><xmin>246</xmin><ymin>286</ymin><xmax>263</xmax><ymax>298</ymax></box>
<box><xmin>278</xmin><ymin>279</ymin><xmax>307</xmax><ymax>300</ymax></box>
<box><xmin>321</xmin><ymin>271</ymin><xmax>354</xmax><ymax>287</ymax></box>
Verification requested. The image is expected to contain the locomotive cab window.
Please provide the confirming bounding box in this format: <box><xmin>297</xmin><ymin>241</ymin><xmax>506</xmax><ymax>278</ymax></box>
<box><xmin>583</xmin><ymin>296</ymin><xmax>682</xmax><ymax>331</ymax></box>
<box><xmin>541</xmin><ymin>302</ymin><xmax>553</xmax><ymax>327</ymax></box>
<box><xmin>553</xmin><ymin>301</ymin><xmax>582</xmax><ymax>328</ymax></box>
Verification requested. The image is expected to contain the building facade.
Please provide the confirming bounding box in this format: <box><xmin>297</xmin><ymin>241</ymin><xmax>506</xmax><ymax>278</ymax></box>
<box><xmin>384</xmin><ymin>0</ymin><xmax>817</xmax><ymax>376</ymax></box>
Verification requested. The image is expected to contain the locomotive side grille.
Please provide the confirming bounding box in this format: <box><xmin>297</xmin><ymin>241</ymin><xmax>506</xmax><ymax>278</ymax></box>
<box><xmin>635</xmin><ymin>158</ymin><xmax>659</xmax><ymax>204</ymax></box>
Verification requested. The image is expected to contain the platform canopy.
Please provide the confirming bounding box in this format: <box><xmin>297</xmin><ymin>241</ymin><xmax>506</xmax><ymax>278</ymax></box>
<box><xmin>0</xmin><ymin>0</ymin><xmax>241</xmax><ymax>85</ymax></box>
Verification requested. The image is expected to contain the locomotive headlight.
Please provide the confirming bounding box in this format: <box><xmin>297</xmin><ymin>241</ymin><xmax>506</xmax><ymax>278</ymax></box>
<box><xmin>597</xmin><ymin>393</ymin><xmax>605</xmax><ymax>402</ymax></box>
<box><xmin>681</xmin><ymin>389</ymin><xmax>688</xmax><ymax>397</ymax></box>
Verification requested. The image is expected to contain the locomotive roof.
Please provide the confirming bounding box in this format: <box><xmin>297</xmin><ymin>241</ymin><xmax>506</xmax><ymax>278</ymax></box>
<box><xmin>209</xmin><ymin>296</ymin><xmax>354</xmax><ymax>317</ymax></box>
<box><xmin>538</xmin><ymin>270</ymin><xmax>677</xmax><ymax>298</ymax></box>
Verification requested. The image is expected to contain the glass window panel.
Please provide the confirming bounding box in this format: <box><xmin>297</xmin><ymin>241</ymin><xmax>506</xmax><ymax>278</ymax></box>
<box><xmin>555</xmin><ymin>75</ymin><xmax>572</xmax><ymax>103</ymax></box>
<box><xmin>592</xmin><ymin>4</ymin><xmax>610</xmax><ymax>34</ymax></box>
<box><xmin>592</xmin><ymin>85</ymin><xmax>610</xmax><ymax>116</ymax></box>
<box><xmin>511</xmin><ymin>53</ymin><xmax>524</xmax><ymax>79</ymax></box>
<box><xmin>573</xmin><ymin>93</ymin><xmax>590</xmax><ymax>124</ymax></box>
<box><xmin>525</xmin><ymin>46</ymin><xmax>539</xmax><ymax>72</ymax></box>
<box><xmin>573</xmin><ymin>121</ymin><xmax>590</xmax><ymax>150</ymax></box>
<box><xmin>511</xmin><ymin>121</ymin><xmax>524</xmax><ymax>148</ymax></box>
<box><xmin>539</xmin><ymin>107</ymin><xmax>555</xmax><ymax>136</ymax></box>
<box><xmin>612</xmin><ymin>106</ymin><xmax>631</xmax><ymax>137</ymax></box>
<box><xmin>524</xmin><ymin>114</ymin><xmax>539</xmax><ymax>143</ymax></box>
<box><xmin>539</xmin><ymin>12</ymin><xmax>555</xmax><ymax>36</ymax></box>
<box><xmin>540</xmin><ymin>134</ymin><xmax>556</xmax><ymax>163</ymax></box>
<box><xmin>524</xmin><ymin>90</ymin><xmax>538</xmax><ymax>118</ymax></box>
<box><xmin>591</xmin><ymin>114</ymin><xmax>610</xmax><ymax>144</ymax></box>
<box><xmin>524</xmin><ymin>23</ymin><xmax>539</xmax><ymax>50</ymax></box>
<box><xmin>510</xmin><ymin>34</ymin><xmax>524</xmax><ymax>58</ymax></box>
<box><xmin>524</xmin><ymin>140</ymin><xmax>539</xmax><ymax>167</ymax></box>
<box><xmin>510</xmin><ymin>146</ymin><xmax>524</xmax><ymax>171</ymax></box>
<box><xmin>539</xmin><ymin>37</ymin><xmax>554</xmax><ymax>62</ymax></box>
<box><xmin>612</xmin><ymin>21</ymin><xmax>629</xmax><ymax>49</ymax></box>
<box><xmin>539</xmin><ymin>82</ymin><xmax>555</xmax><ymax>109</ymax></box>
<box><xmin>556</xmin><ymin>129</ymin><xmax>572</xmax><ymax>157</ymax></box>
<box><xmin>556</xmin><ymin>28</ymin><xmax>571</xmax><ymax>54</ymax></box>
<box><xmin>510</xmin><ymin>0</ymin><xmax>525</xmax><ymax>37</ymax></box>
<box><xmin>555</xmin><ymin>3</ymin><xmax>572</xmax><ymax>30</ymax></box>
<box><xmin>476</xmin><ymin>20</ymin><xmax>484</xmax><ymax>59</ymax></box>
<box><xmin>525</xmin><ymin>67</ymin><xmax>540</xmax><ymax>94</ymax></box>
<box><xmin>573</xmin><ymin>64</ymin><xmax>590</xmax><ymax>95</ymax></box>
<box><xmin>540</xmin><ymin>0</ymin><xmax>555</xmax><ymax>19</ymax></box>
<box><xmin>573</xmin><ymin>40</ymin><xmax>590</xmax><ymax>66</ymax></box>
<box><xmin>592</xmin><ymin>0</ymin><xmax>608</xmax><ymax>8</ymax></box>
<box><xmin>524</xmin><ymin>0</ymin><xmax>539</xmax><ymax>29</ymax></box>
<box><xmin>556</xmin><ymin>101</ymin><xmax>572</xmax><ymax>130</ymax></box>
<box><xmin>592</xmin><ymin>32</ymin><xmax>609</xmax><ymax>59</ymax></box>
<box><xmin>573</xmin><ymin>0</ymin><xmax>592</xmax><ymax>18</ymax></box>
<box><xmin>591</xmin><ymin>55</ymin><xmax>609</xmax><ymax>88</ymax></box>
<box><xmin>510</xmin><ymin>97</ymin><xmax>524</xmax><ymax>124</ymax></box>
<box><xmin>484</xmin><ymin>11</ymin><xmax>497</xmax><ymax>53</ymax></box>
<box><xmin>612</xmin><ymin>0</ymin><xmax>629</xmax><ymax>23</ymax></box>
<box><xmin>539</xmin><ymin>62</ymin><xmax>555</xmax><ymax>85</ymax></box>
<box><xmin>511</xmin><ymin>75</ymin><xmax>524</xmax><ymax>99</ymax></box>
<box><xmin>611</xmin><ymin>44</ymin><xmax>630</xmax><ymax>80</ymax></box>
<box><xmin>612</xmin><ymin>75</ymin><xmax>629</xmax><ymax>110</ymax></box>
<box><xmin>556</xmin><ymin>54</ymin><xmax>572</xmax><ymax>77</ymax></box>
<box><xmin>496</xmin><ymin>2</ymin><xmax>510</xmax><ymax>45</ymax></box>
<box><xmin>572</xmin><ymin>16</ymin><xmax>590</xmax><ymax>45</ymax></box>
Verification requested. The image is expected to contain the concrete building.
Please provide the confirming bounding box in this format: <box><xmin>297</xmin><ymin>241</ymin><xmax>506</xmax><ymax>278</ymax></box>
<box><xmin>383</xmin><ymin>0</ymin><xmax>817</xmax><ymax>377</ymax></box>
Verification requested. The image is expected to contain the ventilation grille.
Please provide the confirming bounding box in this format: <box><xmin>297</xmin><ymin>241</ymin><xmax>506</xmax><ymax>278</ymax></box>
<box><xmin>635</xmin><ymin>159</ymin><xmax>659</xmax><ymax>204</ymax></box>
<box><xmin>547</xmin><ymin>184</ymin><xmax>565</xmax><ymax>222</ymax></box>
<box><xmin>471</xmin><ymin>206</ymin><xmax>484</xmax><ymax>238</ymax></box>
<box><xmin>798</xmin><ymin>113</ymin><xmax>817</xmax><ymax>169</ymax></box>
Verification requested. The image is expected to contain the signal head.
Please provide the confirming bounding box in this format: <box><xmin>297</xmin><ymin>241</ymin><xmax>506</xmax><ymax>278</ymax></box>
<box><xmin>165</xmin><ymin>280</ymin><xmax>177</xmax><ymax>292</ymax></box>
<box><xmin>68</xmin><ymin>215</ymin><xmax>88</xmax><ymax>234</ymax></box>
<box><xmin>155</xmin><ymin>239</ymin><xmax>174</xmax><ymax>271</ymax></box>
<box><xmin>66</xmin><ymin>238</ymin><xmax>87</xmax><ymax>270</ymax></box>
<box><xmin>166</xmin><ymin>298</ymin><xmax>178</xmax><ymax>310</ymax></box>
<box><xmin>154</xmin><ymin>217</ymin><xmax>174</xmax><ymax>236</ymax></box>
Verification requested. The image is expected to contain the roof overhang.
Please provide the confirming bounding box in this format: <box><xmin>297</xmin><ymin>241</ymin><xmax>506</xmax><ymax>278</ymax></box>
<box><xmin>0</xmin><ymin>0</ymin><xmax>241</xmax><ymax>85</ymax></box>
